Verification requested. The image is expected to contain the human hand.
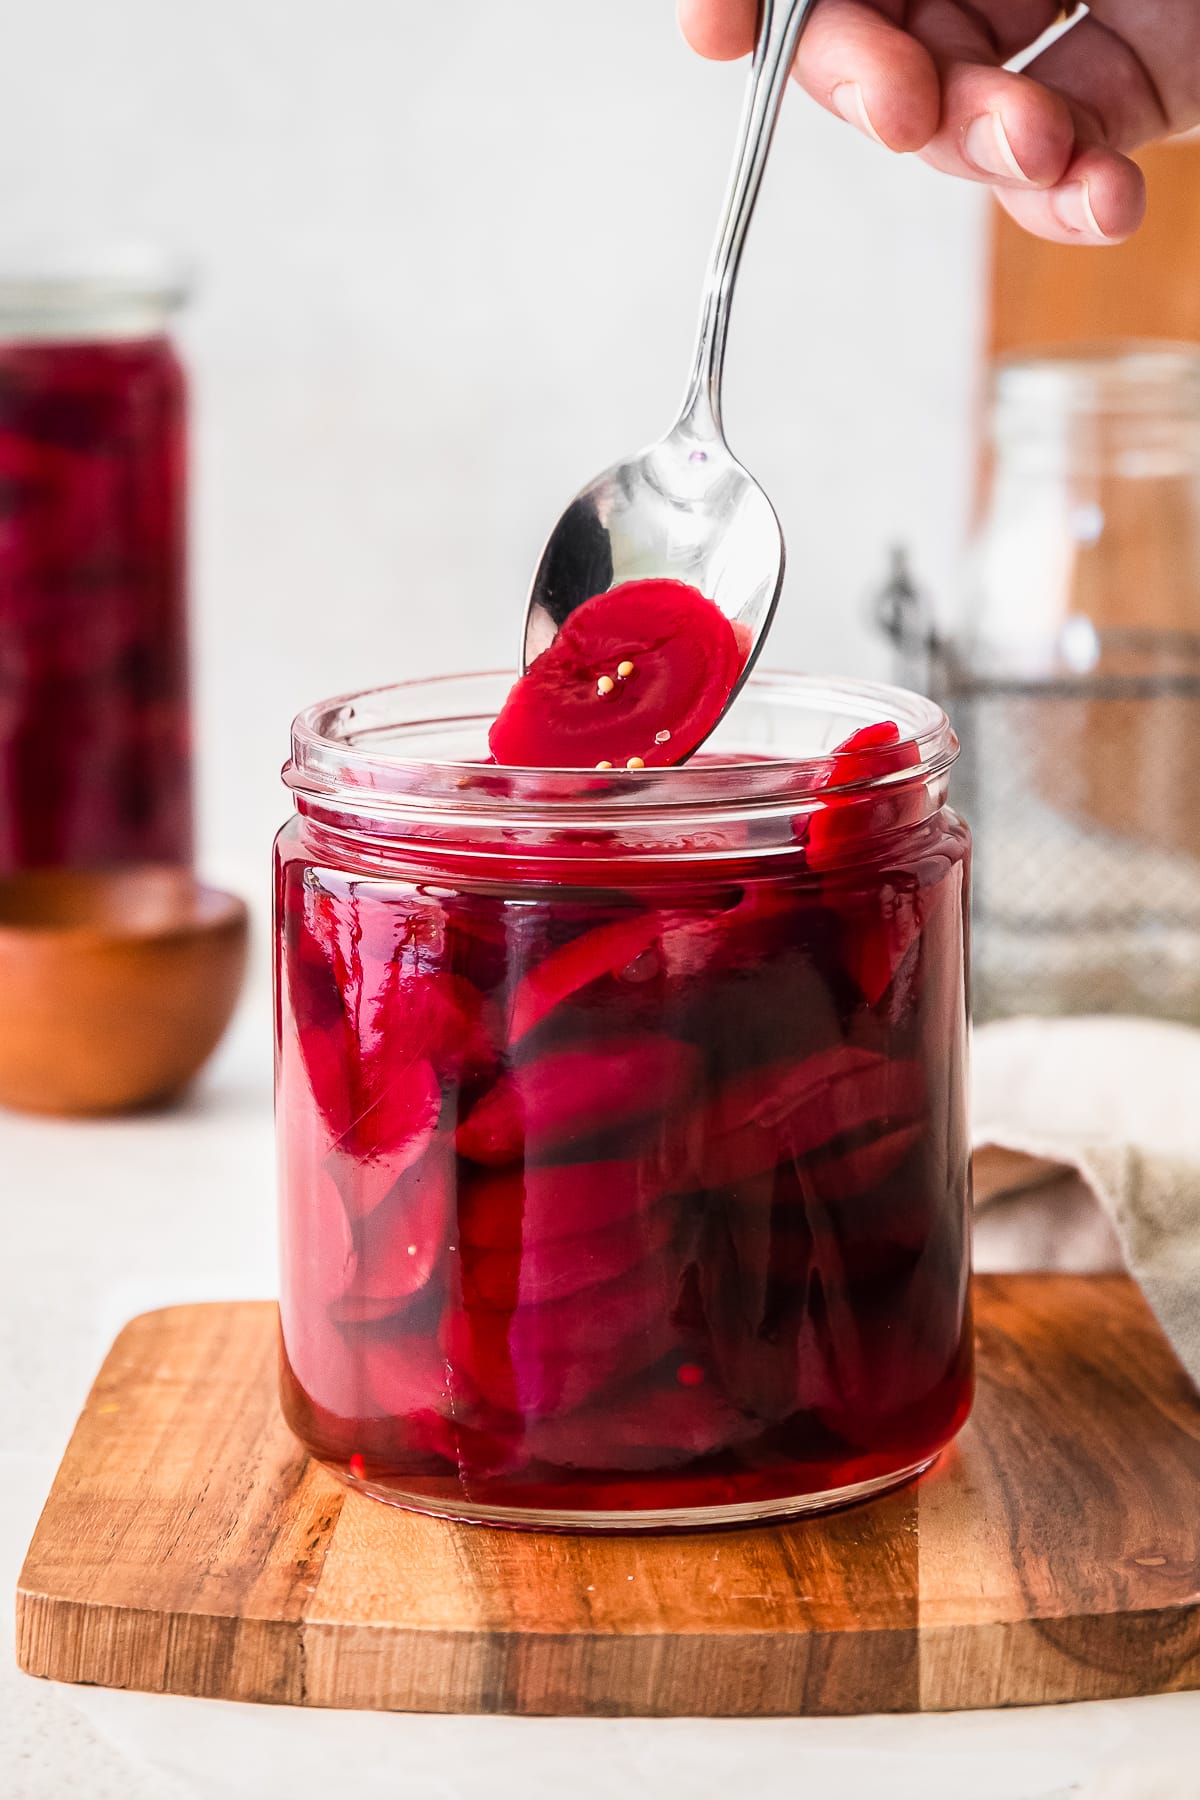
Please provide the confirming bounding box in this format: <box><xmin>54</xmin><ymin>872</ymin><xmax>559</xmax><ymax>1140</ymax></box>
<box><xmin>678</xmin><ymin>0</ymin><xmax>1200</xmax><ymax>244</ymax></box>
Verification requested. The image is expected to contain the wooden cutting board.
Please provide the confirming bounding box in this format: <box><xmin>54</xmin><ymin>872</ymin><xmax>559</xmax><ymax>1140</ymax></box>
<box><xmin>16</xmin><ymin>1276</ymin><xmax>1200</xmax><ymax>1717</ymax></box>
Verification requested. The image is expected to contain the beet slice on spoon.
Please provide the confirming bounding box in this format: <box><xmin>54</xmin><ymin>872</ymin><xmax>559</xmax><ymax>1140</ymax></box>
<box><xmin>489</xmin><ymin>580</ymin><xmax>741</xmax><ymax>770</ymax></box>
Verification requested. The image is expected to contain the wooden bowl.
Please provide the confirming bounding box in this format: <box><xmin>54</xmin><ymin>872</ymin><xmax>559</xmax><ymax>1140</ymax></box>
<box><xmin>0</xmin><ymin>866</ymin><xmax>249</xmax><ymax>1116</ymax></box>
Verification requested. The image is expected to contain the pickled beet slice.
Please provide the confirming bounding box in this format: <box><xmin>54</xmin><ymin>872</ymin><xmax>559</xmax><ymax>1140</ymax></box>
<box><xmin>326</xmin><ymin>1057</ymin><xmax>442</xmax><ymax>1220</ymax></box>
<box><xmin>805</xmin><ymin>721</ymin><xmax>923</xmax><ymax>869</ymax></box>
<box><xmin>286</xmin><ymin>873</ymin><xmax>444</xmax><ymax>1173</ymax></box>
<box><xmin>455</xmin><ymin>1035</ymin><xmax>700</xmax><ymax>1166</ymax></box>
<box><xmin>506</xmin><ymin>889</ymin><xmax>800</xmax><ymax>1047</ymax></box>
<box><xmin>360</xmin><ymin>1330</ymin><xmax>478</xmax><ymax>1420</ymax></box>
<box><xmin>352</xmin><ymin>1331</ymin><xmax>519</xmax><ymax>1475</ymax></box>
<box><xmin>354</xmin><ymin>1055</ymin><xmax>441</xmax><ymax>1157</ymax></box>
<box><xmin>836</xmin><ymin>858</ymin><xmax>957</xmax><ymax>1010</ymax></box>
<box><xmin>279</xmin><ymin>1330</ymin><xmax>376</xmax><ymax>1458</ymax></box>
<box><xmin>809</xmin><ymin>1250</ymin><xmax>972</xmax><ymax>1451</ymax></box>
<box><xmin>285</xmin><ymin>884</ymin><xmax>358</xmax><ymax>1134</ymax></box>
<box><xmin>792</xmin><ymin>1160</ymin><xmax>941</xmax><ymax>1293</ymax></box>
<box><xmin>333</xmin><ymin>1137</ymin><xmax>455</xmax><ymax>1318</ymax></box>
<box><xmin>280</xmin><ymin>1200</ymin><xmax>395</xmax><ymax>1438</ymax></box>
<box><xmin>790</xmin><ymin>1121</ymin><xmax>924</xmax><ymax>1206</ymax></box>
<box><xmin>461</xmin><ymin>1202</ymin><xmax>677</xmax><ymax>1311</ymax></box>
<box><xmin>839</xmin><ymin>878</ymin><xmax>921</xmax><ymax>1008</ymax></box>
<box><xmin>696</xmin><ymin>1208</ymin><xmax>843</xmax><ymax>1423</ymax></box>
<box><xmin>460</xmin><ymin>1155</ymin><xmax>669</xmax><ymax>1249</ymax></box>
<box><xmin>723</xmin><ymin>1121</ymin><xmax>927</xmax><ymax>1228</ymax></box>
<box><xmin>507</xmin><ymin>912</ymin><xmax>662</xmax><ymax>1043</ymax></box>
<box><xmin>381</xmin><ymin>971</ymin><xmax>496</xmax><ymax>1081</ymax></box>
<box><xmin>710</xmin><ymin>1301</ymin><xmax>844</xmax><ymax>1425</ymax></box>
<box><xmin>443</xmin><ymin>1258</ymin><xmax>684</xmax><ymax>1417</ymax></box>
<box><xmin>525</xmin><ymin>1373</ymin><xmax>752</xmax><ymax>1471</ymax></box>
<box><xmin>403</xmin><ymin>1408</ymin><xmax>520</xmax><ymax>1479</ymax></box>
<box><xmin>685</xmin><ymin>1045</ymin><xmax>925</xmax><ymax>1188</ymax></box>
<box><xmin>488</xmin><ymin>580</ymin><xmax>741</xmax><ymax>770</ymax></box>
<box><xmin>442</xmin><ymin>900</ymin><xmax>513</xmax><ymax>996</ymax></box>
<box><xmin>680</xmin><ymin>949</ymin><xmax>846</xmax><ymax>1090</ymax></box>
<box><xmin>707</xmin><ymin>1042</ymin><xmax>918</xmax><ymax>1141</ymax></box>
<box><xmin>657</xmin><ymin>885</ymin><xmax>797</xmax><ymax>984</ymax></box>
<box><xmin>282</xmin><ymin>1165</ymin><xmax>357</xmax><ymax>1310</ymax></box>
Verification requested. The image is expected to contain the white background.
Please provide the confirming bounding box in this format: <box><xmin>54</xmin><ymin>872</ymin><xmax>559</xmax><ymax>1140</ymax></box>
<box><xmin>0</xmin><ymin>0</ymin><xmax>986</xmax><ymax>898</ymax></box>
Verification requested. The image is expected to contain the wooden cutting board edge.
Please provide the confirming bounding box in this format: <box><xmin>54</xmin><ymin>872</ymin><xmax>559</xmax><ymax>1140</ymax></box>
<box><xmin>15</xmin><ymin>1275</ymin><xmax>1200</xmax><ymax>1717</ymax></box>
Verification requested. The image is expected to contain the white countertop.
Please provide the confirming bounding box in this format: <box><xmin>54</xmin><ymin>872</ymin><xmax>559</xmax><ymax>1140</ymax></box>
<box><xmin>4</xmin><ymin>969</ymin><xmax>1199</xmax><ymax>1800</ymax></box>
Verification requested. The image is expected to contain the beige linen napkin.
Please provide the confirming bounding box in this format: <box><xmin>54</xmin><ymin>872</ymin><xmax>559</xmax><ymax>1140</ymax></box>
<box><xmin>972</xmin><ymin>1016</ymin><xmax>1200</xmax><ymax>1387</ymax></box>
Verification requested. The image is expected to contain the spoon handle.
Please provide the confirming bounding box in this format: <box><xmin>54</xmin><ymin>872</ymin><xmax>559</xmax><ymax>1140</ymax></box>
<box><xmin>679</xmin><ymin>0</ymin><xmax>819</xmax><ymax>439</ymax></box>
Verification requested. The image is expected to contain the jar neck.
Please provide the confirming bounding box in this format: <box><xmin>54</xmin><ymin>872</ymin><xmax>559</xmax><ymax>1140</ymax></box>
<box><xmin>990</xmin><ymin>342</ymin><xmax>1200</xmax><ymax>480</ymax></box>
<box><xmin>0</xmin><ymin>302</ymin><xmax>180</xmax><ymax>344</ymax></box>
<box><xmin>293</xmin><ymin>775</ymin><xmax>954</xmax><ymax>885</ymax></box>
<box><xmin>0</xmin><ymin>251</ymin><xmax>189</xmax><ymax>344</ymax></box>
<box><xmin>284</xmin><ymin>672</ymin><xmax>959</xmax><ymax>882</ymax></box>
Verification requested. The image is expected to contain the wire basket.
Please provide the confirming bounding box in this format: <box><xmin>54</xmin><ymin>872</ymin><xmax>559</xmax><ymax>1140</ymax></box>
<box><xmin>874</xmin><ymin>552</ymin><xmax>1200</xmax><ymax>1024</ymax></box>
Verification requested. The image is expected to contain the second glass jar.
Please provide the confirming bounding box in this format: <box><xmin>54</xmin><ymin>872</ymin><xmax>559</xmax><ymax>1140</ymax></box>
<box><xmin>275</xmin><ymin>673</ymin><xmax>973</xmax><ymax>1529</ymax></box>
<box><xmin>0</xmin><ymin>252</ymin><xmax>191</xmax><ymax>872</ymax></box>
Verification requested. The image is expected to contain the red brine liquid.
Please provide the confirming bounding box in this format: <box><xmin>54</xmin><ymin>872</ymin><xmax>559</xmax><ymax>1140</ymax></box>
<box><xmin>277</xmin><ymin>723</ymin><xmax>973</xmax><ymax>1523</ymax></box>
<box><xmin>0</xmin><ymin>335</ymin><xmax>191</xmax><ymax>871</ymax></box>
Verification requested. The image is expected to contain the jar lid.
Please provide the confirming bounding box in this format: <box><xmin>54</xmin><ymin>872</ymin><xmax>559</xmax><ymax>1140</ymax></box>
<box><xmin>0</xmin><ymin>242</ymin><xmax>192</xmax><ymax>341</ymax></box>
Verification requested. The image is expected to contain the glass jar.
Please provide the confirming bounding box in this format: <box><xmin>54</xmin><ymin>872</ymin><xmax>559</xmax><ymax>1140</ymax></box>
<box><xmin>0</xmin><ymin>249</ymin><xmax>192</xmax><ymax>872</ymax></box>
<box><xmin>275</xmin><ymin>672</ymin><xmax>972</xmax><ymax>1530</ymax></box>
<box><xmin>952</xmin><ymin>342</ymin><xmax>1200</xmax><ymax>1021</ymax></box>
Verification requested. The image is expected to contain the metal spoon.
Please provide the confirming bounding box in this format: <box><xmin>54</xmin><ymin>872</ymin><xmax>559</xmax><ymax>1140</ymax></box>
<box><xmin>523</xmin><ymin>0</ymin><xmax>818</xmax><ymax>707</ymax></box>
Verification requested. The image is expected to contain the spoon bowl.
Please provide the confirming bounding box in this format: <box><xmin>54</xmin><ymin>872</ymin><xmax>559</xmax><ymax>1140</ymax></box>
<box><xmin>523</xmin><ymin>0</ymin><xmax>817</xmax><ymax>715</ymax></box>
<box><xmin>524</xmin><ymin>425</ymin><xmax>784</xmax><ymax>676</ymax></box>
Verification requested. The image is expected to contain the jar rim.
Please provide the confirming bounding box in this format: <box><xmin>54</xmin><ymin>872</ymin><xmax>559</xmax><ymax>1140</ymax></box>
<box><xmin>286</xmin><ymin>669</ymin><xmax>958</xmax><ymax>827</ymax></box>
<box><xmin>0</xmin><ymin>242</ymin><xmax>191</xmax><ymax>340</ymax></box>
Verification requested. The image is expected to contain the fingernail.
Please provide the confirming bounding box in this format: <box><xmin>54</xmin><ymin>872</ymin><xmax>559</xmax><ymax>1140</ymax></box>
<box><xmin>963</xmin><ymin>113</ymin><xmax>1027</xmax><ymax>181</ymax></box>
<box><xmin>1050</xmin><ymin>179</ymin><xmax>1109</xmax><ymax>239</ymax></box>
<box><xmin>831</xmin><ymin>82</ymin><xmax>885</xmax><ymax>148</ymax></box>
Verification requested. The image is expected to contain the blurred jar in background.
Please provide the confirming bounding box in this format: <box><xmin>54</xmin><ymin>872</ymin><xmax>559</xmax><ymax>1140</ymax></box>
<box><xmin>0</xmin><ymin>250</ymin><xmax>192</xmax><ymax>872</ymax></box>
<box><xmin>947</xmin><ymin>342</ymin><xmax>1200</xmax><ymax>1022</ymax></box>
